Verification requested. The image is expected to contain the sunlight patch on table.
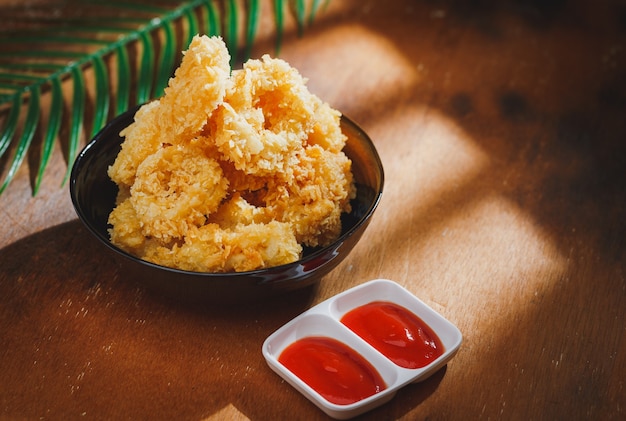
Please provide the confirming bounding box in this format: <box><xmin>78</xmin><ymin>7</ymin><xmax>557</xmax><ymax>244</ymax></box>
<box><xmin>360</xmin><ymin>107</ymin><xmax>491</xmax><ymax>280</ymax></box>
<box><xmin>368</xmin><ymin>106</ymin><xmax>490</xmax><ymax>214</ymax></box>
<box><xmin>410</xmin><ymin>193</ymin><xmax>568</xmax><ymax>338</ymax></box>
<box><xmin>201</xmin><ymin>404</ymin><xmax>249</xmax><ymax>421</ymax></box>
<box><xmin>281</xmin><ymin>23</ymin><xmax>420</xmax><ymax>111</ymax></box>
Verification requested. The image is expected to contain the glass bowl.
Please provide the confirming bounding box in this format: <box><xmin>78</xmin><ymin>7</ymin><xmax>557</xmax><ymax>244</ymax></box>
<box><xmin>69</xmin><ymin>105</ymin><xmax>384</xmax><ymax>304</ymax></box>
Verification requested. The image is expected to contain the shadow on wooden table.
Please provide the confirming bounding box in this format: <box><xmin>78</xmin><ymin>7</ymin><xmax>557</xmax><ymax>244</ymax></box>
<box><xmin>0</xmin><ymin>220</ymin><xmax>306</xmax><ymax>418</ymax></box>
<box><xmin>0</xmin><ymin>219</ymin><xmax>452</xmax><ymax>420</ymax></box>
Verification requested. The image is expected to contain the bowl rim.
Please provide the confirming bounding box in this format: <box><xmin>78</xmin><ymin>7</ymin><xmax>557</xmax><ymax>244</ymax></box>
<box><xmin>69</xmin><ymin>105</ymin><xmax>384</xmax><ymax>278</ymax></box>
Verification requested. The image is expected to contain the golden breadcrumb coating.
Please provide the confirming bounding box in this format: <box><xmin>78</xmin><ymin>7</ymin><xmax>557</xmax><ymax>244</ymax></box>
<box><xmin>213</xmin><ymin>55</ymin><xmax>319</xmax><ymax>179</ymax></box>
<box><xmin>159</xmin><ymin>35</ymin><xmax>232</xmax><ymax>140</ymax></box>
<box><xmin>108</xmin><ymin>101</ymin><xmax>162</xmax><ymax>187</ymax></box>
<box><xmin>107</xmin><ymin>35</ymin><xmax>355</xmax><ymax>272</ymax></box>
<box><xmin>130</xmin><ymin>144</ymin><xmax>229</xmax><ymax>243</ymax></box>
<box><xmin>108</xmin><ymin>196</ymin><xmax>146</xmax><ymax>254</ymax></box>
<box><xmin>108</xmin><ymin>36</ymin><xmax>231</xmax><ymax>187</ymax></box>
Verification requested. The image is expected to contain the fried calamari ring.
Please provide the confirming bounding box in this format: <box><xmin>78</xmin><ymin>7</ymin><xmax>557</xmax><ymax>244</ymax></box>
<box><xmin>142</xmin><ymin>223</ymin><xmax>228</xmax><ymax>272</ymax></box>
<box><xmin>159</xmin><ymin>35</ymin><xmax>231</xmax><ymax>140</ymax></box>
<box><xmin>264</xmin><ymin>145</ymin><xmax>355</xmax><ymax>247</ymax></box>
<box><xmin>305</xmin><ymin>102</ymin><xmax>346</xmax><ymax>152</ymax></box>
<box><xmin>108</xmin><ymin>196</ymin><xmax>147</xmax><ymax>254</ymax></box>
<box><xmin>108</xmin><ymin>101</ymin><xmax>162</xmax><ymax>187</ymax></box>
<box><xmin>221</xmin><ymin>221</ymin><xmax>302</xmax><ymax>272</ymax></box>
<box><xmin>212</xmin><ymin>55</ymin><xmax>321</xmax><ymax>179</ymax></box>
<box><xmin>130</xmin><ymin>144</ymin><xmax>229</xmax><ymax>243</ymax></box>
<box><xmin>108</xmin><ymin>35</ymin><xmax>231</xmax><ymax>187</ymax></box>
<box><xmin>142</xmin><ymin>221</ymin><xmax>301</xmax><ymax>273</ymax></box>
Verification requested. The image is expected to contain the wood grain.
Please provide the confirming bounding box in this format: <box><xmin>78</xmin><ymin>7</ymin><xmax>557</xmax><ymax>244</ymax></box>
<box><xmin>1</xmin><ymin>0</ymin><xmax>625</xmax><ymax>419</ymax></box>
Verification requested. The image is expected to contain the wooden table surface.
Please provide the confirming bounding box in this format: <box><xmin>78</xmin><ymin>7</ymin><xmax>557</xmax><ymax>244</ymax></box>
<box><xmin>1</xmin><ymin>0</ymin><xmax>625</xmax><ymax>419</ymax></box>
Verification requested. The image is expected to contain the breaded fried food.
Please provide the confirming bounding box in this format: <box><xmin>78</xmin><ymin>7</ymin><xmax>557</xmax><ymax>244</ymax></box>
<box><xmin>108</xmin><ymin>36</ymin><xmax>231</xmax><ymax>187</ymax></box>
<box><xmin>130</xmin><ymin>144</ymin><xmax>229</xmax><ymax>243</ymax></box>
<box><xmin>107</xmin><ymin>35</ymin><xmax>355</xmax><ymax>272</ymax></box>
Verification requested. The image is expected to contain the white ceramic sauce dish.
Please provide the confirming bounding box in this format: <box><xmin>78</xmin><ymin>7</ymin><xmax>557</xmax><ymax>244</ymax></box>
<box><xmin>262</xmin><ymin>279</ymin><xmax>463</xmax><ymax>419</ymax></box>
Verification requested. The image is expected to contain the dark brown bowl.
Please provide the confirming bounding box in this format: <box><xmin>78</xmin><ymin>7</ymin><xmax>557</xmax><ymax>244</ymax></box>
<box><xmin>69</xmin><ymin>105</ymin><xmax>384</xmax><ymax>304</ymax></box>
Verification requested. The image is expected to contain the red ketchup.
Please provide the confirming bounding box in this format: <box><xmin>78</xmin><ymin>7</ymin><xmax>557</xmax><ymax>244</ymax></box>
<box><xmin>340</xmin><ymin>301</ymin><xmax>444</xmax><ymax>369</ymax></box>
<box><xmin>278</xmin><ymin>336</ymin><xmax>386</xmax><ymax>405</ymax></box>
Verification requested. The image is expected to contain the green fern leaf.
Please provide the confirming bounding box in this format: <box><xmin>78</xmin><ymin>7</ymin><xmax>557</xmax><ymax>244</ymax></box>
<box><xmin>185</xmin><ymin>7</ymin><xmax>200</xmax><ymax>47</ymax></box>
<box><xmin>0</xmin><ymin>0</ymin><xmax>330</xmax><ymax>197</ymax></box>
<box><xmin>92</xmin><ymin>55</ymin><xmax>111</xmax><ymax>137</ymax></box>
<box><xmin>273</xmin><ymin>0</ymin><xmax>285</xmax><ymax>55</ymax></box>
<box><xmin>291</xmin><ymin>0</ymin><xmax>306</xmax><ymax>37</ymax></box>
<box><xmin>225</xmin><ymin>0</ymin><xmax>240</xmax><ymax>66</ymax></box>
<box><xmin>0</xmin><ymin>95</ymin><xmax>21</xmax><ymax>160</ymax></box>
<box><xmin>205</xmin><ymin>1</ymin><xmax>221</xmax><ymax>37</ymax></box>
<box><xmin>115</xmin><ymin>44</ymin><xmax>132</xmax><ymax>115</ymax></box>
<box><xmin>308</xmin><ymin>0</ymin><xmax>330</xmax><ymax>25</ymax></box>
<box><xmin>154</xmin><ymin>23</ymin><xmax>177</xmax><ymax>97</ymax></box>
<box><xmin>33</xmin><ymin>77</ymin><xmax>63</xmax><ymax>195</ymax></box>
<box><xmin>137</xmin><ymin>31</ymin><xmax>156</xmax><ymax>104</ymax></box>
<box><xmin>0</xmin><ymin>88</ymin><xmax>41</xmax><ymax>195</ymax></box>
<box><xmin>62</xmin><ymin>67</ymin><xmax>86</xmax><ymax>187</ymax></box>
<box><xmin>244</xmin><ymin>0</ymin><xmax>261</xmax><ymax>61</ymax></box>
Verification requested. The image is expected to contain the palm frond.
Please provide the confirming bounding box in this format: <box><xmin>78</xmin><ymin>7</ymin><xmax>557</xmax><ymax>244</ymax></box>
<box><xmin>0</xmin><ymin>0</ymin><xmax>328</xmax><ymax>197</ymax></box>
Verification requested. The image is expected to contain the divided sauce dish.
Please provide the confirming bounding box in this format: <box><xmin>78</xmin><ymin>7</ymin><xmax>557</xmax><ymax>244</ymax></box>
<box><xmin>262</xmin><ymin>279</ymin><xmax>463</xmax><ymax>419</ymax></box>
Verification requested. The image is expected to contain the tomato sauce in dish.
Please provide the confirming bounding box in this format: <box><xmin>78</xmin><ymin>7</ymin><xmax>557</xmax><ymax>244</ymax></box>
<box><xmin>340</xmin><ymin>301</ymin><xmax>444</xmax><ymax>369</ymax></box>
<box><xmin>278</xmin><ymin>336</ymin><xmax>386</xmax><ymax>405</ymax></box>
